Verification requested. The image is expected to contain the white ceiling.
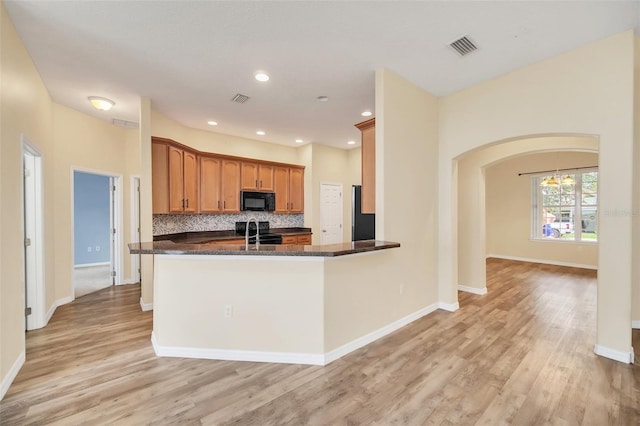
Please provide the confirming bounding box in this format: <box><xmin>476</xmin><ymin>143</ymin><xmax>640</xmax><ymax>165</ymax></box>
<box><xmin>5</xmin><ymin>1</ymin><xmax>640</xmax><ymax>149</ymax></box>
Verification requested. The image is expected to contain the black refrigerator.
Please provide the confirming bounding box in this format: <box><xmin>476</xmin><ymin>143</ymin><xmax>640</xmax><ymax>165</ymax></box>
<box><xmin>352</xmin><ymin>185</ymin><xmax>375</xmax><ymax>241</ymax></box>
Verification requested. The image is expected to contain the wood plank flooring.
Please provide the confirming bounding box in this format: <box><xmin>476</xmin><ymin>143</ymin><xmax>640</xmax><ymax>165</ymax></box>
<box><xmin>1</xmin><ymin>258</ymin><xmax>639</xmax><ymax>425</ymax></box>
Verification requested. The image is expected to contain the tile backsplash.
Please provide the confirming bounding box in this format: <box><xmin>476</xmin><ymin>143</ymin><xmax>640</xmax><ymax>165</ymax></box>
<box><xmin>153</xmin><ymin>213</ymin><xmax>304</xmax><ymax>236</ymax></box>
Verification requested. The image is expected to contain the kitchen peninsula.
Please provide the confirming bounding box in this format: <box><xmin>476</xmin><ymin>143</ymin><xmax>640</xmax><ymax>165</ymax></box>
<box><xmin>130</xmin><ymin>239</ymin><xmax>403</xmax><ymax>365</ymax></box>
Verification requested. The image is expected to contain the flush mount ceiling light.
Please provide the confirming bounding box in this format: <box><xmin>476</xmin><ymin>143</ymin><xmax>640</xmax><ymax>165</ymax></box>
<box><xmin>256</xmin><ymin>130</ymin><xmax>265</xmax><ymax>136</ymax></box>
<box><xmin>361</xmin><ymin>111</ymin><xmax>373</xmax><ymax>117</ymax></box>
<box><xmin>316</xmin><ymin>96</ymin><xmax>329</xmax><ymax>102</ymax></box>
<box><xmin>347</xmin><ymin>140</ymin><xmax>356</xmax><ymax>145</ymax></box>
<box><xmin>295</xmin><ymin>139</ymin><xmax>303</xmax><ymax>144</ymax></box>
<box><xmin>255</xmin><ymin>72</ymin><xmax>269</xmax><ymax>82</ymax></box>
<box><xmin>207</xmin><ymin>120</ymin><xmax>218</xmax><ymax>126</ymax></box>
<box><xmin>88</xmin><ymin>96</ymin><xmax>114</xmax><ymax>111</ymax></box>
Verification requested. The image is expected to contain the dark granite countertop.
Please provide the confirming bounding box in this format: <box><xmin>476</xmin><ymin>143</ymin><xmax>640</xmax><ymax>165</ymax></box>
<box><xmin>129</xmin><ymin>240</ymin><xmax>399</xmax><ymax>257</ymax></box>
<box><xmin>153</xmin><ymin>228</ymin><xmax>312</xmax><ymax>244</ymax></box>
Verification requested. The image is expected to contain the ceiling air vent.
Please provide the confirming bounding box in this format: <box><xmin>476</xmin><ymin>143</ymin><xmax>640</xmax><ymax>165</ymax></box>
<box><xmin>112</xmin><ymin>118</ymin><xmax>139</xmax><ymax>129</ymax></box>
<box><xmin>231</xmin><ymin>93</ymin><xmax>250</xmax><ymax>103</ymax></box>
<box><xmin>448</xmin><ymin>36</ymin><xmax>478</xmax><ymax>57</ymax></box>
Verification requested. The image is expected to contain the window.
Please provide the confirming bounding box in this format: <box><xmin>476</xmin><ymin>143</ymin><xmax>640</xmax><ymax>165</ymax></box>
<box><xmin>532</xmin><ymin>170</ymin><xmax>598</xmax><ymax>242</ymax></box>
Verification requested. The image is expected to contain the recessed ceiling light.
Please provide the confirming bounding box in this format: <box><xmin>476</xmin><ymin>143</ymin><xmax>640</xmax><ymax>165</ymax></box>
<box><xmin>347</xmin><ymin>140</ymin><xmax>356</xmax><ymax>145</ymax></box>
<box><xmin>255</xmin><ymin>72</ymin><xmax>269</xmax><ymax>82</ymax></box>
<box><xmin>256</xmin><ymin>130</ymin><xmax>265</xmax><ymax>136</ymax></box>
<box><xmin>207</xmin><ymin>120</ymin><xmax>218</xmax><ymax>126</ymax></box>
<box><xmin>316</xmin><ymin>96</ymin><xmax>329</xmax><ymax>102</ymax></box>
<box><xmin>361</xmin><ymin>111</ymin><xmax>373</xmax><ymax>117</ymax></box>
<box><xmin>295</xmin><ymin>139</ymin><xmax>303</xmax><ymax>144</ymax></box>
<box><xmin>88</xmin><ymin>96</ymin><xmax>114</xmax><ymax>111</ymax></box>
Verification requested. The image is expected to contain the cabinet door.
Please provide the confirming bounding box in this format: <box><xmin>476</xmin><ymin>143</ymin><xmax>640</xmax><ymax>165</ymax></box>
<box><xmin>183</xmin><ymin>151</ymin><xmax>198</xmax><ymax>213</ymax></box>
<box><xmin>258</xmin><ymin>165</ymin><xmax>274</xmax><ymax>191</ymax></box>
<box><xmin>200</xmin><ymin>156</ymin><xmax>222</xmax><ymax>213</ymax></box>
<box><xmin>273</xmin><ymin>166</ymin><xmax>290</xmax><ymax>213</ymax></box>
<box><xmin>297</xmin><ymin>234</ymin><xmax>312</xmax><ymax>245</ymax></box>
<box><xmin>281</xmin><ymin>235</ymin><xmax>297</xmax><ymax>245</ymax></box>
<box><xmin>152</xmin><ymin>142</ymin><xmax>169</xmax><ymax>214</ymax></box>
<box><xmin>168</xmin><ymin>146</ymin><xmax>185</xmax><ymax>212</ymax></box>
<box><xmin>240</xmin><ymin>162</ymin><xmax>259</xmax><ymax>190</ymax></box>
<box><xmin>288</xmin><ymin>168</ymin><xmax>304</xmax><ymax>213</ymax></box>
<box><xmin>222</xmin><ymin>160</ymin><xmax>241</xmax><ymax>212</ymax></box>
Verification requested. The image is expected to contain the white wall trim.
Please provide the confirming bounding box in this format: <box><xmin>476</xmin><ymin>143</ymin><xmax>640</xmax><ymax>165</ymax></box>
<box><xmin>0</xmin><ymin>351</ymin><xmax>25</xmax><ymax>400</ymax></box>
<box><xmin>632</xmin><ymin>320</ymin><xmax>640</xmax><ymax>329</ymax></box>
<box><xmin>438</xmin><ymin>301</ymin><xmax>460</xmax><ymax>312</ymax></box>
<box><xmin>152</xmin><ymin>304</ymin><xmax>442</xmax><ymax>366</ymax></box>
<box><xmin>458</xmin><ymin>285</ymin><xmax>488</xmax><ymax>295</ymax></box>
<box><xmin>486</xmin><ymin>254</ymin><xmax>597</xmax><ymax>270</ymax></box>
<box><xmin>73</xmin><ymin>262</ymin><xmax>111</xmax><ymax>268</ymax></box>
<box><xmin>152</xmin><ymin>333</ymin><xmax>325</xmax><ymax>366</ymax></box>
<box><xmin>594</xmin><ymin>344</ymin><xmax>634</xmax><ymax>364</ymax></box>
<box><xmin>45</xmin><ymin>302</ymin><xmax>57</xmax><ymax>324</ymax></box>
<box><xmin>140</xmin><ymin>297</ymin><xmax>153</xmax><ymax>311</ymax></box>
<box><xmin>324</xmin><ymin>303</ymin><xmax>440</xmax><ymax>364</ymax></box>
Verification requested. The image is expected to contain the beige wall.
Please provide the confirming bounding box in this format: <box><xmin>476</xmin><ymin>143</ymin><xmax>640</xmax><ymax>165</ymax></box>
<box><xmin>1</xmin><ymin>1</ymin><xmax>54</xmax><ymax>393</ymax></box>
<box><xmin>485</xmin><ymin>151</ymin><xmax>599</xmax><ymax>267</ymax></box>
<box><xmin>440</xmin><ymin>31</ymin><xmax>635</xmax><ymax>357</ymax></box>
<box><xmin>376</xmin><ymin>68</ymin><xmax>440</xmax><ymax>310</ymax></box>
<box><xmin>52</xmin><ymin>104</ymin><xmax>138</xmax><ymax>299</ymax></box>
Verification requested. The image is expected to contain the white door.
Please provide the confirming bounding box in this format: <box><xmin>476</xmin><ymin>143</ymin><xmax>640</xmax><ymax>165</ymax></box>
<box><xmin>320</xmin><ymin>183</ymin><xmax>343</xmax><ymax>245</ymax></box>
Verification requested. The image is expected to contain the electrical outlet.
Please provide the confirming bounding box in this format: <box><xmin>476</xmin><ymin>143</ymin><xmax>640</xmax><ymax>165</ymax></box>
<box><xmin>87</xmin><ymin>246</ymin><xmax>92</xmax><ymax>252</ymax></box>
<box><xmin>224</xmin><ymin>305</ymin><xmax>233</xmax><ymax>318</ymax></box>
<box><xmin>95</xmin><ymin>246</ymin><xmax>100</xmax><ymax>252</ymax></box>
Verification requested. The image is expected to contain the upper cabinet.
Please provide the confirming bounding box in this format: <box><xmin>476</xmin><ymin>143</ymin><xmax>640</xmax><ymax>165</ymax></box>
<box><xmin>274</xmin><ymin>166</ymin><xmax>304</xmax><ymax>213</ymax></box>
<box><xmin>152</xmin><ymin>140</ymin><xmax>198</xmax><ymax>214</ymax></box>
<box><xmin>152</xmin><ymin>137</ymin><xmax>303</xmax><ymax>214</ymax></box>
<box><xmin>355</xmin><ymin>118</ymin><xmax>375</xmax><ymax>214</ymax></box>
<box><xmin>241</xmin><ymin>163</ymin><xmax>274</xmax><ymax>191</ymax></box>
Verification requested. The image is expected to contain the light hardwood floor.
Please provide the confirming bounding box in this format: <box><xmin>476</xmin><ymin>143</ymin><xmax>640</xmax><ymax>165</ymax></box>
<box><xmin>1</xmin><ymin>259</ymin><xmax>639</xmax><ymax>425</ymax></box>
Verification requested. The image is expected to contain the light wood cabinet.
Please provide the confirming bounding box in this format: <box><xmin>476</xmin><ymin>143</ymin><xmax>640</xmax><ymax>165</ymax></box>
<box><xmin>152</xmin><ymin>137</ymin><xmax>303</xmax><ymax>214</ymax></box>
<box><xmin>274</xmin><ymin>166</ymin><xmax>304</xmax><ymax>213</ymax></box>
<box><xmin>221</xmin><ymin>160</ymin><xmax>241</xmax><ymax>212</ymax></box>
<box><xmin>282</xmin><ymin>234</ymin><xmax>312</xmax><ymax>245</ymax></box>
<box><xmin>152</xmin><ymin>142</ymin><xmax>198</xmax><ymax>213</ymax></box>
<box><xmin>199</xmin><ymin>156</ymin><xmax>223</xmax><ymax>213</ymax></box>
<box><xmin>168</xmin><ymin>147</ymin><xmax>198</xmax><ymax>213</ymax></box>
<box><xmin>152</xmin><ymin>142</ymin><xmax>170</xmax><ymax>214</ymax></box>
<box><xmin>355</xmin><ymin>118</ymin><xmax>375</xmax><ymax>214</ymax></box>
<box><xmin>241</xmin><ymin>162</ymin><xmax>274</xmax><ymax>191</ymax></box>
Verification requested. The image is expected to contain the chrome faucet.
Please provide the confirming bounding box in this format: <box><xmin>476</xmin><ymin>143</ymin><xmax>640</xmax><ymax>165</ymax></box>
<box><xmin>245</xmin><ymin>217</ymin><xmax>260</xmax><ymax>250</ymax></box>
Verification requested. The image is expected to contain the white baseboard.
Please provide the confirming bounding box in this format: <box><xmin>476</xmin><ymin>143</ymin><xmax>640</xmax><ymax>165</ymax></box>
<box><xmin>0</xmin><ymin>351</ymin><xmax>25</xmax><ymax>401</ymax></box>
<box><xmin>594</xmin><ymin>344</ymin><xmax>634</xmax><ymax>364</ymax></box>
<box><xmin>118</xmin><ymin>278</ymin><xmax>139</xmax><ymax>285</ymax></box>
<box><xmin>140</xmin><ymin>297</ymin><xmax>153</xmax><ymax>312</ymax></box>
<box><xmin>152</xmin><ymin>303</ymin><xmax>442</xmax><ymax>366</ymax></box>
<box><xmin>74</xmin><ymin>262</ymin><xmax>110</xmax><ymax>268</ymax></box>
<box><xmin>486</xmin><ymin>254</ymin><xmax>597</xmax><ymax>270</ymax></box>
<box><xmin>45</xmin><ymin>301</ymin><xmax>57</xmax><ymax>325</ymax></box>
<box><xmin>56</xmin><ymin>295</ymin><xmax>74</xmax><ymax>306</ymax></box>
<box><xmin>151</xmin><ymin>332</ymin><xmax>325</xmax><ymax>365</ymax></box>
<box><xmin>324</xmin><ymin>303</ymin><xmax>440</xmax><ymax>364</ymax></box>
<box><xmin>632</xmin><ymin>321</ymin><xmax>640</xmax><ymax>329</ymax></box>
<box><xmin>438</xmin><ymin>301</ymin><xmax>460</xmax><ymax>312</ymax></box>
<box><xmin>458</xmin><ymin>285</ymin><xmax>488</xmax><ymax>295</ymax></box>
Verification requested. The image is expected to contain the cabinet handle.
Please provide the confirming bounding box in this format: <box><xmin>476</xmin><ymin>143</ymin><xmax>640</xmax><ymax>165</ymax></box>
<box><xmin>185</xmin><ymin>199</ymin><xmax>189</xmax><ymax>208</ymax></box>
<box><xmin>224</xmin><ymin>200</ymin><xmax>226</xmax><ymax>209</ymax></box>
<box><xmin>218</xmin><ymin>200</ymin><xmax>221</xmax><ymax>209</ymax></box>
<box><xmin>182</xmin><ymin>199</ymin><xmax>185</xmax><ymax>209</ymax></box>
<box><xmin>255</xmin><ymin>179</ymin><xmax>258</xmax><ymax>188</ymax></box>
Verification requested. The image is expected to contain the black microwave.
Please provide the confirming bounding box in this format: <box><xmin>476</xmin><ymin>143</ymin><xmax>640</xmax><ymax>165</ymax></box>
<box><xmin>241</xmin><ymin>191</ymin><xmax>275</xmax><ymax>211</ymax></box>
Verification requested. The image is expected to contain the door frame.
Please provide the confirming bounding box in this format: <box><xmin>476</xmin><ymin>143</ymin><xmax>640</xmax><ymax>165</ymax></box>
<box><xmin>71</xmin><ymin>167</ymin><xmax>124</xmax><ymax>298</ymax></box>
<box><xmin>319</xmin><ymin>182</ymin><xmax>344</xmax><ymax>245</ymax></box>
<box><xmin>130</xmin><ymin>175</ymin><xmax>141</xmax><ymax>283</ymax></box>
<box><xmin>22</xmin><ymin>135</ymin><xmax>46</xmax><ymax>330</ymax></box>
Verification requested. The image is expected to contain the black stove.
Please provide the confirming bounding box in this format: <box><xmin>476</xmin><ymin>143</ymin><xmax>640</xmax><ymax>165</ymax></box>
<box><xmin>235</xmin><ymin>221</ymin><xmax>282</xmax><ymax>245</ymax></box>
